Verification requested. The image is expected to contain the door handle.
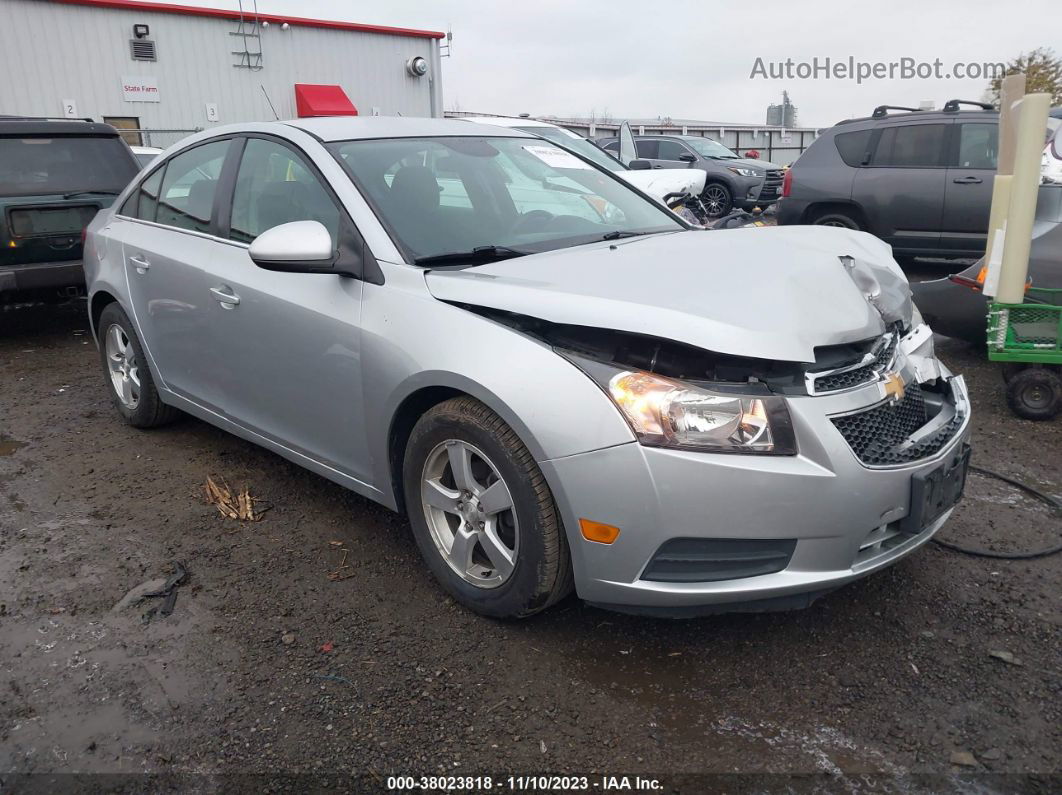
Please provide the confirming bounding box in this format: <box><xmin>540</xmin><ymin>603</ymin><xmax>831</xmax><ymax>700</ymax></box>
<box><xmin>210</xmin><ymin>285</ymin><xmax>241</xmax><ymax>308</ymax></box>
<box><xmin>128</xmin><ymin>254</ymin><xmax>150</xmax><ymax>273</ymax></box>
<box><xmin>952</xmin><ymin>176</ymin><xmax>983</xmax><ymax>184</ymax></box>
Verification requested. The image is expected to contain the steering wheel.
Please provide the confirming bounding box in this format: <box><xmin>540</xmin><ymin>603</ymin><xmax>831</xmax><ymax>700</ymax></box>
<box><xmin>510</xmin><ymin>209</ymin><xmax>555</xmax><ymax>235</ymax></box>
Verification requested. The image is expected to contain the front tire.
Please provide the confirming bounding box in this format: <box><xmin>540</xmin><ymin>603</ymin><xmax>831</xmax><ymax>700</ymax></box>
<box><xmin>97</xmin><ymin>302</ymin><xmax>180</xmax><ymax>428</ymax></box>
<box><xmin>702</xmin><ymin>182</ymin><xmax>733</xmax><ymax>219</ymax></box>
<box><xmin>1005</xmin><ymin>367</ymin><xmax>1061</xmax><ymax>421</ymax></box>
<box><xmin>402</xmin><ymin>397</ymin><xmax>573</xmax><ymax>618</ymax></box>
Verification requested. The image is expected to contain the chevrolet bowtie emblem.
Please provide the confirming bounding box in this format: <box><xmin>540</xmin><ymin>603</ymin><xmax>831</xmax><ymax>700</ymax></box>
<box><xmin>883</xmin><ymin>371</ymin><xmax>906</xmax><ymax>403</ymax></box>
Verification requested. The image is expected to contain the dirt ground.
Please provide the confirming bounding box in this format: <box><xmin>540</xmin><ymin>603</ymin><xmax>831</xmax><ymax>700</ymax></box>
<box><xmin>1</xmin><ymin>299</ymin><xmax>1059</xmax><ymax>793</ymax></box>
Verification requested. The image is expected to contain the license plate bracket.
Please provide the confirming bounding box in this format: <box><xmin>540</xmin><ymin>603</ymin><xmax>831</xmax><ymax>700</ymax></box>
<box><xmin>900</xmin><ymin>444</ymin><xmax>971</xmax><ymax>534</ymax></box>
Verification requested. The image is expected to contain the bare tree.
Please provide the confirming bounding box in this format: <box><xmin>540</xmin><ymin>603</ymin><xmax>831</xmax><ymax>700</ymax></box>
<box><xmin>988</xmin><ymin>48</ymin><xmax>1062</xmax><ymax>106</ymax></box>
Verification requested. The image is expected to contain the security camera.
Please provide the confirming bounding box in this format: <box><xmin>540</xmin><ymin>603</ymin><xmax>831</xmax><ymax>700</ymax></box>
<box><xmin>406</xmin><ymin>56</ymin><xmax>428</xmax><ymax>77</ymax></box>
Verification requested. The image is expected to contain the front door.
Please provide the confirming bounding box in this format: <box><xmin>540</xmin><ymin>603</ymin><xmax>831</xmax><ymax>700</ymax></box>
<box><xmin>940</xmin><ymin>121</ymin><xmax>998</xmax><ymax>255</ymax></box>
<box><xmin>115</xmin><ymin>138</ymin><xmax>232</xmax><ymax>400</ymax></box>
<box><xmin>203</xmin><ymin>136</ymin><xmax>370</xmax><ymax>481</ymax></box>
<box><xmin>852</xmin><ymin>121</ymin><xmax>951</xmax><ymax>253</ymax></box>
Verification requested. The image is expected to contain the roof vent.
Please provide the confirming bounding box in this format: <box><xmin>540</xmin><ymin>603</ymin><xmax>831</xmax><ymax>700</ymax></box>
<box><xmin>130</xmin><ymin>39</ymin><xmax>157</xmax><ymax>61</ymax></box>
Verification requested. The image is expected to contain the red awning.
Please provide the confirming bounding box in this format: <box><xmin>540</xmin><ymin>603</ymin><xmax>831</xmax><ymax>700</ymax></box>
<box><xmin>294</xmin><ymin>84</ymin><xmax>358</xmax><ymax>118</ymax></box>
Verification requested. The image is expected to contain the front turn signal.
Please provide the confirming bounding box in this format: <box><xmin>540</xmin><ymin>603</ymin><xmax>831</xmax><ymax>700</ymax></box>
<box><xmin>579</xmin><ymin>519</ymin><xmax>620</xmax><ymax>545</ymax></box>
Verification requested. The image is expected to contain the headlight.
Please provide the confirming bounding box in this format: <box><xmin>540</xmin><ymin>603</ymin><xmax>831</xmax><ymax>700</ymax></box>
<box><xmin>727</xmin><ymin>167</ymin><xmax>759</xmax><ymax>178</ymax></box>
<box><xmin>561</xmin><ymin>353</ymin><xmax>796</xmax><ymax>454</ymax></box>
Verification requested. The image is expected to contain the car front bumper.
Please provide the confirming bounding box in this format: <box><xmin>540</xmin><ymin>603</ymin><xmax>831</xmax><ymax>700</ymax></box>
<box><xmin>541</xmin><ymin>335</ymin><xmax>971</xmax><ymax>614</ymax></box>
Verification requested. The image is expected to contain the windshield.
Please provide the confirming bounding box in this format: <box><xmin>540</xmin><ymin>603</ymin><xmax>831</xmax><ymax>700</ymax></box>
<box><xmin>683</xmin><ymin>137</ymin><xmax>740</xmax><ymax>160</ymax></box>
<box><xmin>513</xmin><ymin>126</ymin><xmax>625</xmax><ymax>173</ymax></box>
<box><xmin>328</xmin><ymin>136</ymin><xmax>683</xmax><ymax>262</ymax></box>
<box><xmin>0</xmin><ymin>136</ymin><xmax>139</xmax><ymax>196</ymax></box>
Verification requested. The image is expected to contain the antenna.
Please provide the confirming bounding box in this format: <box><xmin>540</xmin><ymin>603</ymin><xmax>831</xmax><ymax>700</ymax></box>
<box><xmin>260</xmin><ymin>84</ymin><xmax>279</xmax><ymax>120</ymax></box>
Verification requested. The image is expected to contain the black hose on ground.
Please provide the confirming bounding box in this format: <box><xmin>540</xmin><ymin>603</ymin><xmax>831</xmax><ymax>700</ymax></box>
<box><xmin>930</xmin><ymin>465</ymin><xmax>1062</xmax><ymax>559</ymax></box>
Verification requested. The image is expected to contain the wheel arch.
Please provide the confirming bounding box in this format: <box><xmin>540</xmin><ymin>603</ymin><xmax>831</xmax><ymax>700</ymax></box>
<box><xmin>383</xmin><ymin>374</ymin><xmax>557</xmax><ymax>515</ymax></box>
<box><xmin>805</xmin><ymin>201</ymin><xmax>869</xmax><ymax>228</ymax></box>
<box><xmin>89</xmin><ymin>289</ymin><xmax>120</xmax><ymax>343</ymax></box>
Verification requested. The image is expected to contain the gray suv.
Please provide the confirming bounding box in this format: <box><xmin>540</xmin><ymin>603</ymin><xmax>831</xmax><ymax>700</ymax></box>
<box><xmin>777</xmin><ymin>102</ymin><xmax>1000</xmax><ymax>259</ymax></box>
<box><xmin>598</xmin><ymin>134</ymin><xmax>784</xmax><ymax>217</ymax></box>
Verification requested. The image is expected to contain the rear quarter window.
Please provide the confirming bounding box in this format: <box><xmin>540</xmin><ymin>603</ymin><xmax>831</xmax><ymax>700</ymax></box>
<box><xmin>833</xmin><ymin>130</ymin><xmax>873</xmax><ymax>167</ymax></box>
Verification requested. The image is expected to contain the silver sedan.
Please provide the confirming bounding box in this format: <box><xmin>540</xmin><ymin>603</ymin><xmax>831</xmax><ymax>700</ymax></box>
<box><xmin>84</xmin><ymin>118</ymin><xmax>971</xmax><ymax>618</ymax></box>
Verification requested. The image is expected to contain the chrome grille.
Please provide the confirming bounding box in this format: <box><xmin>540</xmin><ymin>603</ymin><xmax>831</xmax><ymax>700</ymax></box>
<box><xmin>809</xmin><ymin>331</ymin><xmax>898</xmax><ymax>395</ymax></box>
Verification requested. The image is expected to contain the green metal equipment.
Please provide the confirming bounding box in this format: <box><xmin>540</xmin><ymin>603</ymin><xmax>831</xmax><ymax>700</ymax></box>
<box><xmin>987</xmin><ymin>287</ymin><xmax>1062</xmax><ymax>420</ymax></box>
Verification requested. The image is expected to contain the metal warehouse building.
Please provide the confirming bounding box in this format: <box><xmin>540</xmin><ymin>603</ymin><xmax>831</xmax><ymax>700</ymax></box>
<box><xmin>0</xmin><ymin>0</ymin><xmax>446</xmax><ymax>147</ymax></box>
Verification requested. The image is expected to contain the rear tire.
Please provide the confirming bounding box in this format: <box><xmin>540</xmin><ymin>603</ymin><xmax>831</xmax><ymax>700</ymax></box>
<box><xmin>810</xmin><ymin>209</ymin><xmax>863</xmax><ymax>230</ymax></box>
<box><xmin>1005</xmin><ymin>367</ymin><xmax>1061</xmax><ymax>421</ymax></box>
<box><xmin>402</xmin><ymin>397</ymin><xmax>573</xmax><ymax>618</ymax></box>
<box><xmin>97</xmin><ymin>302</ymin><xmax>180</xmax><ymax>428</ymax></box>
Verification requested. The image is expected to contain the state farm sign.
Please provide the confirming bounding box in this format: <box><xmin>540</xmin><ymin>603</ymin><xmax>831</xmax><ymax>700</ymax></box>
<box><xmin>122</xmin><ymin>76</ymin><xmax>160</xmax><ymax>103</ymax></box>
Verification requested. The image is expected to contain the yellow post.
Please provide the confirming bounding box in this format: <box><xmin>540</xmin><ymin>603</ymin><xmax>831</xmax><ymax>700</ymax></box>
<box><xmin>995</xmin><ymin>93</ymin><xmax>1051</xmax><ymax>304</ymax></box>
<box><xmin>983</xmin><ymin>74</ymin><xmax>1025</xmax><ymax>288</ymax></box>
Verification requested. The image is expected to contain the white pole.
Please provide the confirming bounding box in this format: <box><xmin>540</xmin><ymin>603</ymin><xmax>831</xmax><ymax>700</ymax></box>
<box><xmin>995</xmin><ymin>93</ymin><xmax>1051</xmax><ymax>304</ymax></box>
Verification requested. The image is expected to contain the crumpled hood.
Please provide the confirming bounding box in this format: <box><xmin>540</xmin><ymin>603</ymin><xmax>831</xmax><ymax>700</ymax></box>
<box><xmin>425</xmin><ymin>226</ymin><xmax>914</xmax><ymax>363</ymax></box>
<box><xmin>619</xmin><ymin>168</ymin><xmax>707</xmax><ymax>201</ymax></box>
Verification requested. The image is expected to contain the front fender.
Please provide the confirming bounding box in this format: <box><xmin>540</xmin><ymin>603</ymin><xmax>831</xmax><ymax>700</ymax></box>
<box><xmin>361</xmin><ymin>264</ymin><xmax>636</xmax><ymax>507</ymax></box>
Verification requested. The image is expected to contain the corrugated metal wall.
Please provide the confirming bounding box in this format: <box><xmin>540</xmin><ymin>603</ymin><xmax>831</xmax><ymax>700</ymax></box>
<box><xmin>0</xmin><ymin>0</ymin><xmax>443</xmax><ymax>132</ymax></box>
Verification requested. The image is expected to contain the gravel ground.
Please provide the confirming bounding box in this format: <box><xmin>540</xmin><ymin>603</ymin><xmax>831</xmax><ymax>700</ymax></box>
<box><xmin>1</xmin><ymin>299</ymin><xmax>1059</xmax><ymax>793</ymax></box>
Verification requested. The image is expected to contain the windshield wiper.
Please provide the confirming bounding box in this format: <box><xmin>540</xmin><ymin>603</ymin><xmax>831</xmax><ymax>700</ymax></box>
<box><xmin>62</xmin><ymin>190</ymin><xmax>121</xmax><ymax>199</ymax></box>
<box><xmin>414</xmin><ymin>245</ymin><xmax>531</xmax><ymax>267</ymax></box>
<box><xmin>601</xmin><ymin>230</ymin><xmax>647</xmax><ymax>241</ymax></box>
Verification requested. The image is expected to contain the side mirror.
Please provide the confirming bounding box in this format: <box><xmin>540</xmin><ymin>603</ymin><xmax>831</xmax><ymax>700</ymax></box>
<box><xmin>249</xmin><ymin>220</ymin><xmax>335</xmax><ymax>273</ymax></box>
<box><xmin>628</xmin><ymin>159</ymin><xmax>652</xmax><ymax>170</ymax></box>
<box><xmin>677</xmin><ymin>153</ymin><xmax>697</xmax><ymax>163</ymax></box>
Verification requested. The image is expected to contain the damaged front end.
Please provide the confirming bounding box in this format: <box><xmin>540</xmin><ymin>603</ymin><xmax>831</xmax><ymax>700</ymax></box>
<box><xmin>460</xmin><ymin>303</ymin><xmax>966</xmax><ymax>467</ymax></box>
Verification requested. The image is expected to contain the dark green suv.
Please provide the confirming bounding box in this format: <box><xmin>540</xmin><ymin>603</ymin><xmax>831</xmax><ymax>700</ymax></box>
<box><xmin>1</xmin><ymin>118</ymin><xmax>139</xmax><ymax>300</ymax></box>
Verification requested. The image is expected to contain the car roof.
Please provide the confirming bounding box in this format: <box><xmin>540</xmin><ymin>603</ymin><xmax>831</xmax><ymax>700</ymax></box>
<box><xmin>0</xmin><ymin>118</ymin><xmax>123</xmax><ymax>137</ymax></box>
<box><xmin>834</xmin><ymin>108</ymin><xmax>998</xmax><ymax>127</ymax></box>
<box><xmin>283</xmin><ymin>116</ymin><xmax>533</xmax><ymax>142</ymax></box>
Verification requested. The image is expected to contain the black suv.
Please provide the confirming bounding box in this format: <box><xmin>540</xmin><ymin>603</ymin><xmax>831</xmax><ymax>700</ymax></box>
<box><xmin>597</xmin><ymin>134</ymin><xmax>784</xmax><ymax>217</ymax></box>
<box><xmin>1</xmin><ymin>118</ymin><xmax>139</xmax><ymax>300</ymax></box>
<box><xmin>777</xmin><ymin>101</ymin><xmax>1001</xmax><ymax>259</ymax></box>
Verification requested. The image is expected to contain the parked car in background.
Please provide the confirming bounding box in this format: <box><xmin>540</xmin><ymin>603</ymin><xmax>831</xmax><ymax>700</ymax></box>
<box><xmin>459</xmin><ymin>116</ymin><xmax>705</xmax><ymax>206</ymax></box>
<box><xmin>1</xmin><ymin>117</ymin><xmax>139</xmax><ymax>300</ymax></box>
<box><xmin>777</xmin><ymin>101</ymin><xmax>1006</xmax><ymax>260</ymax></box>
<box><xmin>131</xmin><ymin>145</ymin><xmax>163</xmax><ymax>168</ymax></box>
<box><xmin>597</xmin><ymin>133</ymin><xmax>784</xmax><ymax>218</ymax></box>
<box><xmin>912</xmin><ymin>183</ymin><xmax>1062</xmax><ymax>343</ymax></box>
<box><xmin>85</xmin><ymin>117</ymin><xmax>971</xmax><ymax>619</ymax></box>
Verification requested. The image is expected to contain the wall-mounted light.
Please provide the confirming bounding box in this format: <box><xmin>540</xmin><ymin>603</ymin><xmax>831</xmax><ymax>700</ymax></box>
<box><xmin>133</xmin><ymin>23</ymin><xmax>150</xmax><ymax>38</ymax></box>
<box><xmin>406</xmin><ymin>56</ymin><xmax>428</xmax><ymax>77</ymax></box>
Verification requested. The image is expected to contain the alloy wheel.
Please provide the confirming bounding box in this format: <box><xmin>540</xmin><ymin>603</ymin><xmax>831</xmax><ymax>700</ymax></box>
<box><xmin>703</xmin><ymin>184</ymin><xmax>730</xmax><ymax>217</ymax></box>
<box><xmin>420</xmin><ymin>440</ymin><xmax>519</xmax><ymax>588</ymax></box>
<box><xmin>105</xmin><ymin>323</ymin><xmax>141</xmax><ymax>409</ymax></box>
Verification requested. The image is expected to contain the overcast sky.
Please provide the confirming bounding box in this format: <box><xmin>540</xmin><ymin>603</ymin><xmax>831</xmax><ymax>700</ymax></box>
<box><xmin>189</xmin><ymin>0</ymin><xmax>1057</xmax><ymax>128</ymax></box>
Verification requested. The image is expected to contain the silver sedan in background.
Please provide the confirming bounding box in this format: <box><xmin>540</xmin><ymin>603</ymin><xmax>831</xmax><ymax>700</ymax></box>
<box><xmin>85</xmin><ymin>118</ymin><xmax>971</xmax><ymax>618</ymax></box>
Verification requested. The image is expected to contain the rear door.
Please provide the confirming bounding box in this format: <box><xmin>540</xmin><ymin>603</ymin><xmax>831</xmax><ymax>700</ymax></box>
<box><xmin>203</xmin><ymin>135</ymin><xmax>370</xmax><ymax>480</ymax></box>
<box><xmin>851</xmin><ymin>121</ymin><xmax>951</xmax><ymax>253</ymax></box>
<box><xmin>115</xmin><ymin>138</ymin><xmax>233</xmax><ymax>400</ymax></box>
<box><xmin>940</xmin><ymin>121</ymin><xmax>998</xmax><ymax>255</ymax></box>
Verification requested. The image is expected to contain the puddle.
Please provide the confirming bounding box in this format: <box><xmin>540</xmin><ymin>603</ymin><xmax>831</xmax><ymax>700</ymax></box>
<box><xmin>0</xmin><ymin>434</ymin><xmax>26</xmax><ymax>456</ymax></box>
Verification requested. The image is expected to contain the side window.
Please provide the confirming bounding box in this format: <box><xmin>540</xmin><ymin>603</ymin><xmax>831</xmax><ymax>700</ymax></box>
<box><xmin>955</xmin><ymin>123</ymin><xmax>998</xmax><ymax>169</ymax></box>
<box><xmin>635</xmin><ymin>139</ymin><xmax>659</xmax><ymax>159</ymax></box>
<box><xmin>871</xmin><ymin>124</ymin><xmax>947</xmax><ymax>168</ymax></box>
<box><xmin>229</xmin><ymin>138</ymin><xmax>341</xmax><ymax>246</ymax></box>
<box><xmin>602</xmin><ymin>141</ymin><xmax>619</xmax><ymax>152</ymax></box>
<box><xmin>134</xmin><ymin>167</ymin><xmax>164</xmax><ymax>221</ymax></box>
<box><xmin>834</xmin><ymin>129</ymin><xmax>873</xmax><ymax>167</ymax></box>
<box><xmin>656</xmin><ymin>140</ymin><xmax>691</xmax><ymax>161</ymax></box>
<box><xmin>156</xmin><ymin>140</ymin><xmax>230</xmax><ymax>232</ymax></box>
